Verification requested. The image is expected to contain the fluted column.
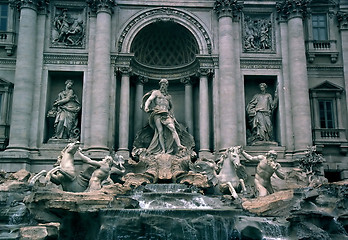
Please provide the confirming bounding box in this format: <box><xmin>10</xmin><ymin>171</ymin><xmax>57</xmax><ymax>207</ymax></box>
<box><xmin>277</xmin><ymin>0</ymin><xmax>312</xmax><ymax>153</ymax></box>
<box><xmin>134</xmin><ymin>76</ymin><xmax>148</xmax><ymax>134</ymax></box>
<box><xmin>181</xmin><ymin>77</ymin><xmax>194</xmax><ymax>135</ymax></box>
<box><xmin>118</xmin><ymin>67</ymin><xmax>131</xmax><ymax>155</ymax></box>
<box><xmin>214</xmin><ymin>0</ymin><xmax>243</xmax><ymax>151</ymax></box>
<box><xmin>337</xmin><ymin>12</ymin><xmax>348</xmax><ymax>128</ymax></box>
<box><xmin>88</xmin><ymin>0</ymin><xmax>114</xmax><ymax>151</ymax></box>
<box><xmin>7</xmin><ymin>0</ymin><xmax>46</xmax><ymax>151</ymax></box>
<box><xmin>198</xmin><ymin>69</ymin><xmax>211</xmax><ymax>154</ymax></box>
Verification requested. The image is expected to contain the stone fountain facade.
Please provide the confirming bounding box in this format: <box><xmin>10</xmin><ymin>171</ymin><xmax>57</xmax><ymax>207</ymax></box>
<box><xmin>0</xmin><ymin>0</ymin><xmax>348</xmax><ymax>239</ymax></box>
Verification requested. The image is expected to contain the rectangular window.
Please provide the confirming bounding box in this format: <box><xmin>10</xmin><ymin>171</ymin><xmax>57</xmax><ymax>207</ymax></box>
<box><xmin>0</xmin><ymin>4</ymin><xmax>8</xmax><ymax>31</ymax></box>
<box><xmin>319</xmin><ymin>100</ymin><xmax>335</xmax><ymax>128</ymax></box>
<box><xmin>312</xmin><ymin>14</ymin><xmax>327</xmax><ymax>41</ymax></box>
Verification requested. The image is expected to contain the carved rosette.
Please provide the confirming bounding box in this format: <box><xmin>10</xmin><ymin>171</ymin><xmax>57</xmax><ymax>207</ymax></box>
<box><xmin>276</xmin><ymin>0</ymin><xmax>311</xmax><ymax>20</ymax></box>
<box><xmin>10</xmin><ymin>0</ymin><xmax>49</xmax><ymax>11</ymax></box>
<box><xmin>87</xmin><ymin>0</ymin><xmax>115</xmax><ymax>14</ymax></box>
<box><xmin>337</xmin><ymin>11</ymin><xmax>348</xmax><ymax>30</ymax></box>
<box><xmin>213</xmin><ymin>0</ymin><xmax>243</xmax><ymax>19</ymax></box>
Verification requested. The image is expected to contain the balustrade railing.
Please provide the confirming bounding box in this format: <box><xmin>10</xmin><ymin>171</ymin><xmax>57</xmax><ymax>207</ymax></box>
<box><xmin>313</xmin><ymin>128</ymin><xmax>347</xmax><ymax>144</ymax></box>
<box><xmin>305</xmin><ymin>40</ymin><xmax>339</xmax><ymax>63</ymax></box>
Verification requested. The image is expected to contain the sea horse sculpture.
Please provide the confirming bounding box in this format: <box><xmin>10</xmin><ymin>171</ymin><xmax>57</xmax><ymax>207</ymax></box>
<box><xmin>216</xmin><ymin>146</ymin><xmax>247</xmax><ymax>198</ymax></box>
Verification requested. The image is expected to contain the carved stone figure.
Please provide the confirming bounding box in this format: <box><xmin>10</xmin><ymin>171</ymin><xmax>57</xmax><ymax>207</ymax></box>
<box><xmin>53</xmin><ymin>9</ymin><xmax>84</xmax><ymax>46</ymax></box>
<box><xmin>141</xmin><ymin>79</ymin><xmax>190</xmax><ymax>155</ymax></box>
<box><xmin>77</xmin><ymin>151</ymin><xmax>125</xmax><ymax>192</ymax></box>
<box><xmin>216</xmin><ymin>146</ymin><xmax>247</xmax><ymax>199</ymax></box>
<box><xmin>47</xmin><ymin>79</ymin><xmax>81</xmax><ymax>140</ymax></box>
<box><xmin>246</xmin><ymin>83</ymin><xmax>278</xmax><ymax>145</ymax></box>
<box><xmin>241</xmin><ymin>149</ymin><xmax>285</xmax><ymax>197</ymax></box>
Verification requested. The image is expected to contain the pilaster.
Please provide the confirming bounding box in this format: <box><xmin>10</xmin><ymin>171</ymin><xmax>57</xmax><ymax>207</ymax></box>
<box><xmin>337</xmin><ymin>11</ymin><xmax>348</xmax><ymax>127</ymax></box>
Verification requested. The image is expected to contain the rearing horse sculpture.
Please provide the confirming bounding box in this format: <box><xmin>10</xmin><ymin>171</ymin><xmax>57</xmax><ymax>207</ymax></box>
<box><xmin>30</xmin><ymin>141</ymin><xmax>91</xmax><ymax>192</ymax></box>
<box><xmin>216</xmin><ymin>146</ymin><xmax>247</xmax><ymax>199</ymax></box>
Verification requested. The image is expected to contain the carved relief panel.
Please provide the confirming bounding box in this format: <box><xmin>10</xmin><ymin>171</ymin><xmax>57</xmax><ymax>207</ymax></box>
<box><xmin>242</xmin><ymin>13</ymin><xmax>275</xmax><ymax>53</ymax></box>
<box><xmin>51</xmin><ymin>5</ymin><xmax>86</xmax><ymax>48</ymax></box>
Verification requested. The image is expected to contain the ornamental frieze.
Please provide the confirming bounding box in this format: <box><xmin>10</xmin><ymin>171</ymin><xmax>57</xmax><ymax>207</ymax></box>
<box><xmin>51</xmin><ymin>7</ymin><xmax>86</xmax><ymax>48</ymax></box>
<box><xmin>43</xmin><ymin>54</ymin><xmax>88</xmax><ymax>65</ymax></box>
<box><xmin>243</xmin><ymin>13</ymin><xmax>274</xmax><ymax>53</ymax></box>
<box><xmin>240</xmin><ymin>59</ymin><xmax>282</xmax><ymax>69</ymax></box>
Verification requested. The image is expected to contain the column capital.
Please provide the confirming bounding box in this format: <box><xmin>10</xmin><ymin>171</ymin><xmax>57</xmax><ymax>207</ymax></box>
<box><xmin>119</xmin><ymin>66</ymin><xmax>132</xmax><ymax>75</ymax></box>
<box><xmin>137</xmin><ymin>76</ymin><xmax>148</xmax><ymax>85</ymax></box>
<box><xmin>213</xmin><ymin>0</ymin><xmax>243</xmax><ymax>19</ymax></box>
<box><xmin>276</xmin><ymin>0</ymin><xmax>311</xmax><ymax>21</ymax></box>
<box><xmin>197</xmin><ymin>68</ymin><xmax>214</xmax><ymax>78</ymax></box>
<box><xmin>10</xmin><ymin>0</ymin><xmax>49</xmax><ymax>12</ymax></box>
<box><xmin>337</xmin><ymin>11</ymin><xmax>348</xmax><ymax>31</ymax></box>
<box><xmin>87</xmin><ymin>0</ymin><xmax>115</xmax><ymax>15</ymax></box>
<box><xmin>180</xmin><ymin>77</ymin><xmax>193</xmax><ymax>85</ymax></box>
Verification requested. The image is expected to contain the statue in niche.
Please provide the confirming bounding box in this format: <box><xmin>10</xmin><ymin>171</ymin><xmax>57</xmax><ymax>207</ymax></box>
<box><xmin>77</xmin><ymin>150</ymin><xmax>125</xmax><ymax>192</ymax></box>
<box><xmin>246</xmin><ymin>83</ymin><xmax>278</xmax><ymax>145</ymax></box>
<box><xmin>53</xmin><ymin>9</ymin><xmax>84</xmax><ymax>46</ymax></box>
<box><xmin>243</xmin><ymin>15</ymin><xmax>272</xmax><ymax>52</ymax></box>
<box><xmin>47</xmin><ymin>79</ymin><xmax>81</xmax><ymax>140</ymax></box>
<box><xmin>141</xmin><ymin>78</ymin><xmax>191</xmax><ymax>155</ymax></box>
<box><xmin>240</xmin><ymin>149</ymin><xmax>285</xmax><ymax>197</ymax></box>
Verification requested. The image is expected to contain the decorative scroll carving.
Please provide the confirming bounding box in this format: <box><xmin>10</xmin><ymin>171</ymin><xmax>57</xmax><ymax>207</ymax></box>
<box><xmin>276</xmin><ymin>0</ymin><xmax>311</xmax><ymax>20</ymax></box>
<box><xmin>87</xmin><ymin>0</ymin><xmax>115</xmax><ymax>14</ymax></box>
<box><xmin>243</xmin><ymin>14</ymin><xmax>273</xmax><ymax>52</ymax></box>
<box><xmin>197</xmin><ymin>68</ymin><xmax>214</xmax><ymax>78</ymax></box>
<box><xmin>117</xmin><ymin>8</ymin><xmax>212</xmax><ymax>54</ymax></box>
<box><xmin>10</xmin><ymin>0</ymin><xmax>49</xmax><ymax>11</ymax></box>
<box><xmin>119</xmin><ymin>67</ymin><xmax>132</xmax><ymax>76</ymax></box>
<box><xmin>52</xmin><ymin>8</ymin><xmax>85</xmax><ymax>47</ymax></box>
<box><xmin>337</xmin><ymin>11</ymin><xmax>348</xmax><ymax>30</ymax></box>
<box><xmin>213</xmin><ymin>0</ymin><xmax>244</xmax><ymax>19</ymax></box>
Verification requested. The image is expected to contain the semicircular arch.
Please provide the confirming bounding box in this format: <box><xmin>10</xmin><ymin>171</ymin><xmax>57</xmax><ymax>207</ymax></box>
<box><xmin>117</xmin><ymin>7</ymin><xmax>213</xmax><ymax>55</ymax></box>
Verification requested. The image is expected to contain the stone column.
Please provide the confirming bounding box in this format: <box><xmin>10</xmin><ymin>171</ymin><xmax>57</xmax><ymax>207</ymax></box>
<box><xmin>198</xmin><ymin>69</ymin><xmax>211</xmax><ymax>155</ymax></box>
<box><xmin>214</xmin><ymin>0</ymin><xmax>243</xmax><ymax>151</ymax></box>
<box><xmin>118</xmin><ymin>67</ymin><xmax>132</xmax><ymax>156</ymax></box>
<box><xmin>88</xmin><ymin>0</ymin><xmax>114</xmax><ymax>152</ymax></box>
<box><xmin>277</xmin><ymin>0</ymin><xmax>312</xmax><ymax>153</ymax></box>
<box><xmin>337</xmin><ymin>12</ymin><xmax>348</xmax><ymax>129</ymax></box>
<box><xmin>180</xmin><ymin>77</ymin><xmax>194</xmax><ymax>135</ymax></box>
<box><xmin>134</xmin><ymin>76</ymin><xmax>148</xmax><ymax>134</ymax></box>
<box><xmin>7</xmin><ymin>0</ymin><xmax>45</xmax><ymax>151</ymax></box>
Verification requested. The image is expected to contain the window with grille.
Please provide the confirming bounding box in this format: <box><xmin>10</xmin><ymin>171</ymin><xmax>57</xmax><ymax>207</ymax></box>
<box><xmin>318</xmin><ymin>99</ymin><xmax>335</xmax><ymax>128</ymax></box>
<box><xmin>312</xmin><ymin>14</ymin><xmax>327</xmax><ymax>41</ymax></box>
<box><xmin>0</xmin><ymin>4</ymin><xmax>8</xmax><ymax>31</ymax></box>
